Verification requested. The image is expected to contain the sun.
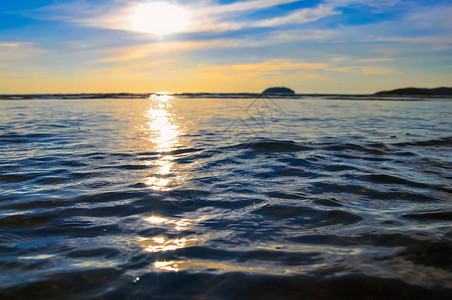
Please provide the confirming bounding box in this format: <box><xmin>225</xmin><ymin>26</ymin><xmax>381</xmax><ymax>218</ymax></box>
<box><xmin>131</xmin><ymin>2</ymin><xmax>189</xmax><ymax>36</ymax></box>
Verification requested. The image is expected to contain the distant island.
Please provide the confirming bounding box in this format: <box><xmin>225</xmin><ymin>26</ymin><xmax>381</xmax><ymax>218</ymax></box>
<box><xmin>262</xmin><ymin>87</ymin><xmax>295</xmax><ymax>95</ymax></box>
<box><xmin>375</xmin><ymin>87</ymin><xmax>452</xmax><ymax>97</ymax></box>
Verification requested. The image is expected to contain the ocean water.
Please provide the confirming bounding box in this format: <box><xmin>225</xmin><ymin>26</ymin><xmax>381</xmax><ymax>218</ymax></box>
<box><xmin>0</xmin><ymin>96</ymin><xmax>451</xmax><ymax>299</ymax></box>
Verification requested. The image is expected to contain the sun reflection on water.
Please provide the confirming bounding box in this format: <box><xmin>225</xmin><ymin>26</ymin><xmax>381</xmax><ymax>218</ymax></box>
<box><xmin>145</xmin><ymin>100</ymin><xmax>179</xmax><ymax>152</ymax></box>
<box><xmin>141</xmin><ymin>236</ymin><xmax>193</xmax><ymax>253</ymax></box>
<box><xmin>152</xmin><ymin>260</ymin><xmax>273</xmax><ymax>274</ymax></box>
<box><xmin>143</xmin><ymin>93</ymin><xmax>183</xmax><ymax>191</ymax></box>
<box><xmin>138</xmin><ymin>215</ymin><xmax>206</xmax><ymax>257</ymax></box>
<box><xmin>154</xmin><ymin>261</ymin><xmax>179</xmax><ymax>272</ymax></box>
<box><xmin>138</xmin><ymin>95</ymin><xmax>204</xmax><ymax>270</ymax></box>
<box><xmin>144</xmin><ymin>215</ymin><xmax>194</xmax><ymax>231</ymax></box>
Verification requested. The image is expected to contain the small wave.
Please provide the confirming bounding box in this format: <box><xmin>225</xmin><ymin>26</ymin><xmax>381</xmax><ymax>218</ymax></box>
<box><xmin>253</xmin><ymin>205</ymin><xmax>362</xmax><ymax>226</ymax></box>
<box><xmin>239</xmin><ymin>249</ymin><xmax>320</xmax><ymax>266</ymax></box>
<box><xmin>322</xmin><ymin>143</ymin><xmax>389</xmax><ymax>155</ymax></box>
<box><xmin>394</xmin><ymin>136</ymin><xmax>452</xmax><ymax>147</ymax></box>
<box><xmin>2</xmin><ymin>199</ymin><xmax>68</xmax><ymax>211</ymax></box>
<box><xmin>323</xmin><ymin>164</ymin><xmax>361</xmax><ymax>172</ymax></box>
<box><xmin>0</xmin><ymin>212</ymin><xmax>60</xmax><ymax>229</ymax></box>
<box><xmin>311</xmin><ymin>182</ymin><xmax>440</xmax><ymax>202</ymax></box>
<box><xmin>343</xmin><ymin>174</ymin><xmax>452</xmax><ymax>194</ymax></box>
<box><xmin>0</xmin><ymin>173</ymin><xmax>40</xmax><ymax>182</ymax></box>
<box><xmin>348</xmin><ymin>174</ymin><xmax>428</xmax><ymax>188</ymax></box>
<box><xmin>34</xmin><ymin>176</ymin><xmax>72</xmax><ymax>185</ymax></box>
<box><xmin>0</xmin><ymin>133</ymin><xmax>52</xmax><ymax>139</ymax></box>
<box><xmin>288</xmin><ymin>234</ymin><xmax>353</xmax><ymax>246</ymax></box>
<box><xmin>1</xmin><ymin>97</ymin><xmax>452</xmax><ymax>298</ymax></box>
<box><xmin>0</xmin><ymin>133</ymin><xmax>53</xmax><ymax>144</ymax></box>
<box><xmin>166</xmin><ymin>147</ymin><xmax>203</xmax><ymax>155</ymax></box>
<box><xmin>58</xmin><ymin>160</ymin><xmax>88</xmax><ymax>167</ymax></box>
<box><xmin>266</xmin><ymin>191</ymin><xmax>305</xmax><ymax>200</ymax></box>
<box><xmin>401</xmin><ymin>241</ymin><xmax>452</xmax><ymax>271</ymax></box>
<box><xmin>238</xmin><ymin>139</ymin><xmax>311</xmax><ymax>153</ymax></box>
<box><xmin>402</xmin><ymin>211</ymin><xmax>452</xmax><ymax>221</ymax></box>
<box><xmin>313</xmin><ymin>199</ymin><xmax>344</xmax><ymax>207</ymax></box>
<box><xmin>109</xmin><ymin>164</ymin><xmax>152</xmax><ymax>170</ymax></box>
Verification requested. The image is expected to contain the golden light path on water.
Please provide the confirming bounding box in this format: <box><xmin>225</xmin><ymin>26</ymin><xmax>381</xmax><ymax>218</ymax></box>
<box><xmin>139</xmin><ymin>93</ymin><xmax>198</xmax><ymax>270</ymax></box>
<box><xmin>140</xmin><ymin>215</ymin><xmax>270</xmax><ymax>274</ymax></box>
<box><xmin>141</xmin><ymin>215</ymin><xmax>200</xmax><ymax>249</ymax></box>
<box><xmin>143</xmin><ymin>93</ymin><xmax>182</xmax><ymax>191</ymax></box>
<box><xmin>139</xmin><ymin>215</ymin><xmax>205</xmax><ymax>272</ymax></box>
<box><xmin>138</xmin><ymin>94</ymin><xmax>290</xmax><ymax>274</ymax></box>
<box><xmin>137</xmin><ymin>94</ymin><xmax>283</xmax><ymax>274</ymax></box>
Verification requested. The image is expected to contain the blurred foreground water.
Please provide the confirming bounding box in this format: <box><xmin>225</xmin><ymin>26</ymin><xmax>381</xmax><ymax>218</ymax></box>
<box><xmin>0</xmin><ymin>96</ymin><xmax>451</xmax><ymax>299</ymax></box>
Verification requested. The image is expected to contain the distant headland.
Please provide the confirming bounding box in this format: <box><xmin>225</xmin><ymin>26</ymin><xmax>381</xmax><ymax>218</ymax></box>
<box><xmin>374</xmin><ymin>87</ymin><xmax>452</xmax><ymax>97</ymax></box>
<box><xmin>262</xmin><ymin>87</ymin><xmax>295</xmax><ymax>95</ymax></box>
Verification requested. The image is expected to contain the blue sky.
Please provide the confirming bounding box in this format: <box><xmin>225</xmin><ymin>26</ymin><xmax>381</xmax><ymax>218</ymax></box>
<box><xmin>1</xmin><ymin>0</ymin><xmax>451</xmax><ymax>93</ymax></box>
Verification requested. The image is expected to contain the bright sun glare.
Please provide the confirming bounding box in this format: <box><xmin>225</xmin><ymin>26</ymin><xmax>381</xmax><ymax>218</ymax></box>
<box><xmin>131</xmin><ymin>2</ymin><xmax>189</xmax><ymax>36</ymax></box>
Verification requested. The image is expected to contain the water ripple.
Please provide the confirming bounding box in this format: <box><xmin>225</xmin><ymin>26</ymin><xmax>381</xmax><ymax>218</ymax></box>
<box><xmin>1</xmin><ymin>98</ymin><xmax>451</xmax><ymax>298</ymax></box>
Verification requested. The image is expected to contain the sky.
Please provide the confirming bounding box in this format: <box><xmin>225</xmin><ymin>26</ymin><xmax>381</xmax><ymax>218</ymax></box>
<box><xmin>0</xmin><ymin>0</ymin><xmax>451</xmax><ymax>94</ymax></box>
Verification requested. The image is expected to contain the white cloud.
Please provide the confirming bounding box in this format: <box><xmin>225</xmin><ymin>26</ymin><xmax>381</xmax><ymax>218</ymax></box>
<box><xmin>361</xmin><ymin>66</ymin><xmax>400</xmax><ymax>75</ymax></box>
<box><xmin>325</xmin><ymin>0</ymin><xmax>399</xmax><ymax>9</ymax></box>
<box><xmin>192</xmin><ymin>59</ymin><xmax>331</xmax><ymax>85</ymax></box>
<box><xmin>0</xmin><ymin>42</ymin><xmax>48</xmax><ymax>61</ymax></box>
<box><xmin>370</xmin><ymin>35</ymin><xmax>452</xmax><ymax>44</ymax></box>
<box><xmin>35</xmin><ymin>0</ymin><xmax>337</xmax><ymax>34</ymax></box>
<box><xmin>330</xmin><ymin>56</ymin><xmax>395</xmax><ymax>63</ymax></box>
<box><xmin>0</xmin><ymin>42</ymin><xmax>51</xmax><ymax>80</ymax></box>
<box><xmin>196</xmin><ymin>0</ymin><xmax>299</xmax><ymax>14</ymax></box>
<box><xmin>357</xmin><ymin>58</ymin><xmax>395</xmax><ymax>63</ymax></box>
<box><xmin>327</xmin><ymin>65</ymin><xmax>400</xmax><ymax>75</ymax></box>
<box><xmin>406</xmin><ymin>4</ymin><xmax>452</xmax><ymax>29</ymax></box>
<box><xmin>186</xmin><ymin>0</ymin><xmax>337</xmax><ymax>31</ymax></box>
<box><xmin>263</xmin><ymin>29</ymin><xmax>341</xmax><ymax>43</ymax></box>
<box><xmin>97</xmin><ymin>40</ymin><xmax>239</xmax><ymax>62</ymax></box>
<box><xmin>95</xmin><ymin>29</ymin><xmax>341</xmax><ymax>63</ymax></box>
<box><xmin>251</xmin><ymin>5</ymin><xmax>338</xmax><ymax>27</ymax></box>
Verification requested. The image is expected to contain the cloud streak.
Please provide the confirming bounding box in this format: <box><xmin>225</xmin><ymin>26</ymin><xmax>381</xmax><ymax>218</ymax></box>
<box><xmin>95</xmin><ymin>28</ymin><xmax>342</xmax><ymax>63</ymax></box>
<box><xmin>197</xmin><ymin>0</ymin><xmax>299</xmax><ymax>14</ymax></box>
<box><xmin>97</xmin><ymin>40</ymin><xmax>240</xmax><ymax>63</ymax></box>
<box><xmin>37</xmin><ymin>0</ymin><xmax>338</xmax><ymax>35</ymax></box>
<box><xmin>250</xmin><ymin>5</ymin><xmax>338</xmax><ymax>27</ymax></box>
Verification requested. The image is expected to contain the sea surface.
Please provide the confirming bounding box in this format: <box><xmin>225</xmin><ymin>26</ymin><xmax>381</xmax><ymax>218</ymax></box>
<box><xmin>0</xmin><ymin>95</ymin><xmax>451</xmax><ymax>299</ymax></box>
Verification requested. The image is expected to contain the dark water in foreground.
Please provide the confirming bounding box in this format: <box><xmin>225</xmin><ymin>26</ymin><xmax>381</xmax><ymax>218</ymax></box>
<box><xmin>0</xmin><ymin>97</ymin><xmax>451</xmax><ymax>299</ymax></box>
